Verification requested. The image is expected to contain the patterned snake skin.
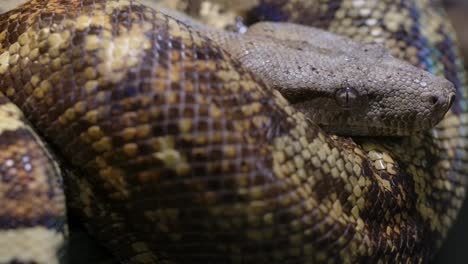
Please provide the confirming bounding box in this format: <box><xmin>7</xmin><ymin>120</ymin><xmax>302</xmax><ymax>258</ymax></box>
<box><xmin>0</xmin><ymin>0</ymin><xmax>466</xmax><ymax>263</ymax></box>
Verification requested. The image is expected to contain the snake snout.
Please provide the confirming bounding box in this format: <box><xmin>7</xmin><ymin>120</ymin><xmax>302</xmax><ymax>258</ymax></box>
<box><xmin>429</xmin><ymin>94</ymin><xmax>446</xmax><ymax>108</ymax></box>
<box><xmin>428</xmin><ymin>79</ymin><xmax>456</xmax><ymax>114</ymax></box>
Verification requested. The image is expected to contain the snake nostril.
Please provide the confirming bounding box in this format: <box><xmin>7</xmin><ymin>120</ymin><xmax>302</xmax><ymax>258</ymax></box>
<box><xmin>430</xmin><ymin>95</ymin><xmax>439</xmax><ymax>105</ymax></box>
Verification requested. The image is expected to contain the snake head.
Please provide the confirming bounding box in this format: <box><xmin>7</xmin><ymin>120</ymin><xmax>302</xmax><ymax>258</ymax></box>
<box><xmin>272</xmin><ymin>41</ymin><xmax>456</xmax><ymax>136</ymax></box>
<box><xmin>209</xmin><ymin>22</ymin><xmax>456</xmax><ymax>136</ymax></box>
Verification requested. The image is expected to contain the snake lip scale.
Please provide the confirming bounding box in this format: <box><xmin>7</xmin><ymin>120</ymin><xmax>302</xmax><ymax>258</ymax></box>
<box><xmin>0</xmin><ymin>0</ymin><xmax>466</xmax><ymax>263</ymax></box>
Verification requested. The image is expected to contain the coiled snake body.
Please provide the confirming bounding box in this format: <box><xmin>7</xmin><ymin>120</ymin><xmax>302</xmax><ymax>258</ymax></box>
<box><xmin>0</xmin><ymin>0</ymin><xmax>466</xmax><ymax>263</ymax></box>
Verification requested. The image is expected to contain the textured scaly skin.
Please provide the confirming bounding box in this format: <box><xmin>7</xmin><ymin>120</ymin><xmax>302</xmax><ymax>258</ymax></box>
<box><xmin>0</xmin><ymin>93</ymin><xmax>66</xmax><ymax>264</ymax></box>
<box><xmin>0</xmin><ymin>0</ymin><xmax>466</xmax><ymax>263</ymax></box>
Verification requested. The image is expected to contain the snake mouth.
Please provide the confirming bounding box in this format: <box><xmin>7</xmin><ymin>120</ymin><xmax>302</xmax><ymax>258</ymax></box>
<box><xmin>286</xmin><ymin>89</ymin><xmax>370</xmax><ymax>113</ymax></box>
<box><xmin>293</xmin><ymin>103</ymin><xmax>444</xmax><ymax>137</ymax></box>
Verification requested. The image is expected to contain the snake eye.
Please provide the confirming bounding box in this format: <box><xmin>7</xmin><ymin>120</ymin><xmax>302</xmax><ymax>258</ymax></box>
<box><xmin>335</xmin><ymin>87</ymin><xmax>359</xmax><ymax>109</ymax></box>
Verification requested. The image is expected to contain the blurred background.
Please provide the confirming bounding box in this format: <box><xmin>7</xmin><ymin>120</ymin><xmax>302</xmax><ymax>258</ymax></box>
<box><xmin>443</xmin><ymin>0</ymin><xmax>468</xmax><ymax>71</ymax></box>
<box><xmin>435</xmin><ymin>2</ymin><xmax>468</xmax><ymax>263</ymax></box>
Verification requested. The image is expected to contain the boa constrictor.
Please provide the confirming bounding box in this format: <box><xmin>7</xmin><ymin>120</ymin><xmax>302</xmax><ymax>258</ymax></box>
<box><xmin>0</xmin><ymin>0</ymin><xmax>466</xmax><ymax>263</ymax></box>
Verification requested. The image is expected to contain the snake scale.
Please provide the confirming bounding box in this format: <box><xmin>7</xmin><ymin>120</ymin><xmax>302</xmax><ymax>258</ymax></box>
<box><xmin>0</xmin><ymin>0</ymin><xmax>466</xmax><ymax>263</ymax></box>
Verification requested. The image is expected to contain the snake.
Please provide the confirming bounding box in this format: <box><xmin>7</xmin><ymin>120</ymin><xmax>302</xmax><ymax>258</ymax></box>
<box><xmin>0</xmin><ymin>0</ymin><xmax>466</xmax><ymax>263</ymax></box>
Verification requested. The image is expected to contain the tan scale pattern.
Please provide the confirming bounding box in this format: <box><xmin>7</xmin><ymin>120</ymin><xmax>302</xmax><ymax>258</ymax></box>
<box><xmin>0</xmin><ymin>95</ymin><xmax>66</xmax><ymax>263</ymax></box>
<box><xmin>0</xmin><ymin>0</ymin><xmax>466</xmax><ymax>263</ymax></box>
